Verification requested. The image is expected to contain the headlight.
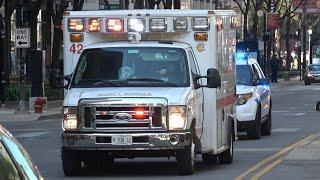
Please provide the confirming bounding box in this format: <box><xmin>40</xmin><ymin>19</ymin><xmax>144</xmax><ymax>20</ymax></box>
<box><xmin>168</xmin><ymin>106</ymin><xmax>187</xmax><ymax>130</ymax></box>
<box><xmin>237</xmin><ymin>93</ymin><xmax>253</xmax><ymax>105</ymax></box>
<box><xmin>63</xmin><ymin>107</ymin><xmax>79</xmax><ymax>130</ymax></box>
<box><xmin>307</xmin><ymin>73</ymin><xmax>312</xmax><ymax>77</ymax></box>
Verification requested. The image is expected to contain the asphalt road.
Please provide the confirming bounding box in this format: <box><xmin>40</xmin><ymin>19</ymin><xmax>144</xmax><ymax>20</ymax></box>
<box><xmin>2</xmin><ymin>82</ymin><xmax>320</xmax><ymax>180</ymax></box>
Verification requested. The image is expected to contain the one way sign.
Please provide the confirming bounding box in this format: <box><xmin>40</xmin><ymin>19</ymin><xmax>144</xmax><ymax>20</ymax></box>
<box><xmin>16</xmin><ymin>28</ymin><xmax>30</xmax><ymax>48</ymax></box>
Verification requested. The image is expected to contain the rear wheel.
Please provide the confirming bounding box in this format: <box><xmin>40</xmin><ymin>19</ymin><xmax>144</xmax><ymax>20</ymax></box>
<box><xmin>202</xmin><ymin>153</ymin><xmax>217</xmax><ymax>164</ymax></box>
<box><xmin>247</xmin><ymin>107</ymin><xmax>261</xmax><ymax>139</ymax></box>
<box><xmin>262</xmin><ymin>106</ymin><xmax>272</xmax><ymax>136</ymax></box>
<box><xmin>62</xmin><ymin>149</ymin><xmax>81</xmax><ymax>176</ymax></box>
<box><xmin>218</xmin><ymin>130</ymin><xmax>234</xmax><ymax>164</ymax></box>
<box><xmin>305</xmin><ymin>80</ymin><xmax>310</xmax><ymax>85</ymax></box>
<box><xmin>176</xmin><ymin>139</ymin><xmax>195</xmax><ymax>175</ymax></box>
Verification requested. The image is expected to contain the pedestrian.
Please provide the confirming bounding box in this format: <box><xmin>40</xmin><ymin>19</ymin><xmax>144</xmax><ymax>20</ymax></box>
<box><xmin>270</xmin><ymin>54</ymin><xmax>279</xmax><ymax>83</ymax></box>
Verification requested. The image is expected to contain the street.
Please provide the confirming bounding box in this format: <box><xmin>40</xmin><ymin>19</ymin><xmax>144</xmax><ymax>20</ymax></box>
<box><xmin>1</xmin><ymin>82</ymin><xmax>320</xmax><ymax>180</ymax></box>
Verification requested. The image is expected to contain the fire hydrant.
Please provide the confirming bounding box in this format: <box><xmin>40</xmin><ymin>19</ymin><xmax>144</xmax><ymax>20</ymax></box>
<box><xmin>34</xmin><ymin>98</ymin><xmax>47</xmax><ymax>113</ymax></box>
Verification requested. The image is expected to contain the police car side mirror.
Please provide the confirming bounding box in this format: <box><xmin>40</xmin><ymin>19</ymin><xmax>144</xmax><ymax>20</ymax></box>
<box><xmin>258</xmin><ymin>78</ymin><xmax>269</xmax><ymax>86</ymax></box>
<box><xmin>316</xmin><ymin>101</ymin><xmax>320</xmax><ymax>111</ymax></box>
<box><xmin>207</xmin><ymin>68</ymin><xmax>221</xmax><ymax>88</ymax></box>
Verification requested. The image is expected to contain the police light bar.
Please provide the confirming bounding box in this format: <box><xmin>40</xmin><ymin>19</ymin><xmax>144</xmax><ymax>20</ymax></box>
<box><xmin>68</xmin><ymin>18</ymin><xmax>85</xmax><ymax>32</ymax></box>
<box><xmin>107</xmin><ymin>19</ymin><xmax>124</xmax><ymax>32</ymax></box>
<box><xmin>88</xmin><ymin>18</ymin><xmax>100</xmax><ymax>32</ymax></box>
<box><xmin>149</xmin><ymin>18</ymin><xmax>167</xmax><ymax>32</ymax></box>
<box><xmin>192</xmin><ymin>17</ymin><xmax>209</xmax><ymax>31</ymax></box>
<box><xmin>128</xmin><ymin>18</ymin><xmax>145</xmax><ymax>32</ymax></box>
<box><xmin>174</xmin><ymin>17</ymin><xmax>188</xmax><ymax>31</ymax></box>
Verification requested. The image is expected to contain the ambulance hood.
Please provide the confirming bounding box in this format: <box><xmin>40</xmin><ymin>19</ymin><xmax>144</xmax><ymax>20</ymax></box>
<box><xmin>64</xmin><ymin>87</ymin><xmax>190</xmax><ymax>106</ymax></box>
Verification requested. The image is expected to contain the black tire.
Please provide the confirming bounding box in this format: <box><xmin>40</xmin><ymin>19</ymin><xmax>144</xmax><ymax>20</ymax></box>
<box><xmin>62</xmin><ymin>149</ymin><xmax>81</xmax><ymax>176</ymax></box>
<box><xmin>247</xmin><ymin>107</ymin><xmax>261</xmax><ymax>139</ymax></box>
<box><xmin>305</xmin><ymin>80</ymin><xmax>310</xmax><ymax>85</ymax></box>
<box><xmin>218</xmin><ymin>130</ymin><xmax>234</xmax><ymax>164</ymax></box>
<box><xmin>202</xmin><ymin>153</ymin><xmax>217</xmax><ymax>164</ymax></box>
<box><xmin>262</xmin><ymin>106</ymin><xmax>272</xmax><ymax>136</ymax></box>
<box><xmin>176</xmin><ymin>140</ymin><xmax>195</xmax><ymax>175</ymax></box>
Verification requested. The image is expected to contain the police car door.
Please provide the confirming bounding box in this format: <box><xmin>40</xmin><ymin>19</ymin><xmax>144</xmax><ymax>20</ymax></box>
<box><xmin>188</xmin><ymin>49</ymin><xmax>204</xmax><ymax>138</ymax></box>
<box><xmin>252</xmin><ymin>63</ymin><xmax>270</xmax><ymax>118</ymax></box>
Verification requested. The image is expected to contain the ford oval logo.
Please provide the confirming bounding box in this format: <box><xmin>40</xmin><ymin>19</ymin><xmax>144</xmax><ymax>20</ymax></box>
<box><xmin>114</xmin><ymin>113</ymin><xmax>132</xmax><ymax>121</ymax></box>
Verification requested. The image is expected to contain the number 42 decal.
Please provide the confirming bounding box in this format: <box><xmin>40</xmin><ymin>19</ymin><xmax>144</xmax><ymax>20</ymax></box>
<box><xmin>69</xmin><ymin>44</ymin><xmax>83</xmax><ymax>54</ymax></box>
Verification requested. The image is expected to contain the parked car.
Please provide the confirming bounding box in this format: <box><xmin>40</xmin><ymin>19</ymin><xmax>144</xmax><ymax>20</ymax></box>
<box><xmin>236</xmin><ymin>54</ymin><xmax>272</xmax><ymax>139</ymax></box>
<box><xmin>305</xmin><ymin>64</ymin><xmax>320</xmax><ymax>85</ymax></box>
<box><xmin>0</xmin><ymin>124</ymin><xmax>43</xmax><ymax>180</ymax></box>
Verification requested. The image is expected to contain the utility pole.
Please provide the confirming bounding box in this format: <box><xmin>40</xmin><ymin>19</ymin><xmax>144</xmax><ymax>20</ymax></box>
<box><xmin>302</xmin><ymin>0</ymin><xmax>307</xmax><ymax>79</ymax></box>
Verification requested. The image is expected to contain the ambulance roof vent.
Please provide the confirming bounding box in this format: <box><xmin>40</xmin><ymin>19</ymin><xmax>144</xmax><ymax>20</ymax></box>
<box><xmin>128</xmin><ymin>32</ymin><xmax>142</xmax><ymax>44</ymax></box>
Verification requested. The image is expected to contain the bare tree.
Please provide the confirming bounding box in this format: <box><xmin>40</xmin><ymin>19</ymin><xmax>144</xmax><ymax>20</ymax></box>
<box><xmin>233</xmin><ymin>0</ymin><xmax>251</xmax><ymax>40</ymax></box>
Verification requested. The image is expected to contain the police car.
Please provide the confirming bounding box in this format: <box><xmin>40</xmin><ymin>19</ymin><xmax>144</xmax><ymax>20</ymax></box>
<box><xmin>236</xmin><ymin>53</ymin><xmax>272</xmax><ymax>139</ymax></box>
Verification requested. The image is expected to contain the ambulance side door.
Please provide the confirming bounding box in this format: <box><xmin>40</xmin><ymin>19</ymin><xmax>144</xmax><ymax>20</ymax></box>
<box><xmin>188</xmin><ymin>49</ymin><xmax>204</xmax><ymax>138</ymax></box>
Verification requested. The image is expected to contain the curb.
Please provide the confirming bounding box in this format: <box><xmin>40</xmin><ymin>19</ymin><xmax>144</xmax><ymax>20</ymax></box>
<box><xmin>37</xmin><ymin>113</ymin><xmax>62</xmax><ymax>120</ymax></box>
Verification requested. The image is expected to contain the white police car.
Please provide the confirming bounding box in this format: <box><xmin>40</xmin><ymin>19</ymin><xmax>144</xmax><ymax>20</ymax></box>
<box><xmin>236</xmin><ymin>53</ymin><xmax>272</xmax><ymax>139</ymax></box>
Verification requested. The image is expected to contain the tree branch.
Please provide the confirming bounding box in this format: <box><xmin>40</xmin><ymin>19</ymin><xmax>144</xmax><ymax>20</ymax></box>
<box><xmin>233</xmin><ymin>0</ymin><xmax>245</xmax><ymax>15</ymax></box>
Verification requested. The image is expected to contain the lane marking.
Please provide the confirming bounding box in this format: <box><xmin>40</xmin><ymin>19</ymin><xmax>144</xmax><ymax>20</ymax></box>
<box><xmin>272</xmin><ymin>111</ymin><xmax>289</xmax><ymax>113</ymax></box>
<box><xmin>272</xmin><ymin>128</ymin><xmax>300</xmax><ymax>133</ymax></box>
<box><xmin>250</xmin><ymin>159</ymin><xmax>283</xmax><ymax>180</ymax></box>
<box><xmin>16</xmin><ymin>132</ymin><xmax>49</xmax><ymax>138</ymax></box>
<box><xmin>12</xmin><ymin>128</ymin><xmax>51</xmax><ymax>132</ymax></box>
<box><xmin>235</xmin><ymin>148</ymin><xmax>280</xmax><ymax>152</ymax></box>
<box><xmin>235</xmin><ymin>134</ymin><xmax>317</xmax><ymax>180</ymax></box>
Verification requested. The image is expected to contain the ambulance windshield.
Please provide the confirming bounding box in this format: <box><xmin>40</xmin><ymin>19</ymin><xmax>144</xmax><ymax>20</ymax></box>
<box><xmin>71</xmin><ymin>47</ymin><xmax>190</xmax><ymax>87</ymax></box>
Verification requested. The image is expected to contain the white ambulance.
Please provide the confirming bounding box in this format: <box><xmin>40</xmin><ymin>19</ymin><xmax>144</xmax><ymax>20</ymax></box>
<box><xmin>54</xmin><ymin>9</ymin><xmax>238</xmax><ymax>176</ymax></box>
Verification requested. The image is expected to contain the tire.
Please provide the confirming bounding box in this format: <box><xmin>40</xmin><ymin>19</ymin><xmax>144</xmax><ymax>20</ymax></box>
<box><xmin>218</xmin><ymin>130</ymin><xmax>234</xmax><ymax>164</ymax></box>
<box><xmin>202</xmin><ymin>153</ymin><xmax>217</xmax><ymax>164</ymax></box>
<box><xmin>62</xmin><ymin>149</ymin><xmax>81</xmax><ymax>176</ymax></box>
<box><xmin>247</xmin><ymin>107</ymin><xmax>261</xmax><ymax>139</ymax></box>
<box><xmin>305</xmin><ymin>80</ymin><xmax>310</xmax><ymax>85</ymax></box>
<box><xmin>262</xmin><ymin>106</ymin><xmax>272</xmax><ymax>136</ymax></box>
<box><xmin>176</xmin><ymin>139</ymin><xmax>195</xmax><ymax>175</ymax></box>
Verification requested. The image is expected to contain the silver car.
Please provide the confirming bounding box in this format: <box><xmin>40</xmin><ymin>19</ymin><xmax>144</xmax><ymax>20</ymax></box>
<box><xmin>0</xmin><ymin>124</ymin><xmax>43</xmax><ymax>180</ymax></box>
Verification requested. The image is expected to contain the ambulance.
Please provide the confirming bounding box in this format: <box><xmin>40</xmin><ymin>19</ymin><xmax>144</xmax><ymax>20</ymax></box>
<box><xmin>53</xmin><ymin>9</ymin><xmax>238</xmax><ymax>176</ymax></box>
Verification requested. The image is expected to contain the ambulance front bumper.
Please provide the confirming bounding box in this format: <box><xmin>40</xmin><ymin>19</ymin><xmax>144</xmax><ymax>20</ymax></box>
<box><xmin>62</xmin><ymin>131</ymin><xmax>191</xmax><ymax>151</ymax></box>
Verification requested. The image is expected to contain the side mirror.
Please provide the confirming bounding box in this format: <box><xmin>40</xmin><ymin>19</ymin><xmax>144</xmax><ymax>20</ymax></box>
<box><xmin>207</xmin><ymin>68</ymin><xmax>221</xmax><ymax>88</ymax></box>
<box><xmin>49</xmin><ymin>68</ymin><xmax>71</xmax><ymax>89</ymax></box>
<box><xmin>258</xmin><ymin>78</ymin><xmax>269</xmax><ymax>86</ymax></box>
<box><xmin>316</xmin><ymin>101</ymin><xmax>320</xmax><ymax>111</ymax></box>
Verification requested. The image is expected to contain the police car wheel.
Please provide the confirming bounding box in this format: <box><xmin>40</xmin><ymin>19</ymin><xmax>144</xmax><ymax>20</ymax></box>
<box><xmin>218</xmin><ymin>130</ymin><xmax>234</xmax><ymax>164</ymax></box>
<box><xmin>176</xmin><ymin>139</ymin><xmax>195</xmax><ymax>175</ymax></box>
<box><xmin>62</xmin><ymin>149</ymin><xmax>81</xmax><ymax>176</ymax></box>
<box><xmin>305</xmin><ymin>80</ymin><xmax>310</xmax><ymax>85</ymax></box>
<box><xmin>262</xmin><ymin>107</ymin><xmax>272</xmax><ymax>136</ymax></box>
<box><xmin>247</xmin><ymin>107</ymin><xmax>261</xmax><ymax>139</ymax></box>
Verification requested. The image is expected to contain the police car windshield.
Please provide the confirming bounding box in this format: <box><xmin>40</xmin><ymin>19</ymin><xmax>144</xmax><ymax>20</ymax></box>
<box><xmin>71</xmin><ymin>47</ymin><xmax>190</xmax><ymax>87</ymax></box>
<box><xmin>236</xmin><ymin>65</ymin><xmax>254</xmax><ymax>86</ymax></box>
<box><xmin>309</xmin><ymin>64</ymin><xmax>320</xmax><ymax>71</ymax></box>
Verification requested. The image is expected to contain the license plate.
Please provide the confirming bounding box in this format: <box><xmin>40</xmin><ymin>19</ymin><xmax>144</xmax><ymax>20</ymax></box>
<box><xmin>112</xmin><ymin>135</ymin><xmax>132</xmax><ymax>145</ymax></box>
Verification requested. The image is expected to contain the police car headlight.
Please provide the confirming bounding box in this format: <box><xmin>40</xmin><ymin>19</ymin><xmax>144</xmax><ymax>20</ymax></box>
<box><xmin>237</xmin><ymin>93</ymin><xmax>253</xmax><ymax>105</ymax></box>
<box><xmin>307</xmin><ymin>72</ymin><xmax>312</xmax><ymax>77</ymax></box>
<box><xmin>63</xmin><ymin>107</ymin><xmax>79</xmax><ymax>131</ymax></box>
<box><xmin>168</xmin><ymin>106</ymin><xmax>187</xmax><ymax>130</ymax></box>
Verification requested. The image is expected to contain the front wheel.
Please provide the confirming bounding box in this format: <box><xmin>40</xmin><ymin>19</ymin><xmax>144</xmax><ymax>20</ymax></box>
<box><xmin>62</xmin><ymin>149</ymin><xmax>81</xmax><ymax>176</ymax></box>
<box><xmin>176</xmin><ymin>140</ymin><xmax>195</xmax><ymax>175</ymax></box>
<box><xmin>247</xmin><ymin>107</ymin><xmax>261</xmax><ymax>139</ymax></box>
<box><xmin>218</xmin><ymin>130</ymin><xmax>234</xmax><ymax>164</ymax></box>
<box><xmin>262</xmin><ymin>107</ymin><xmax>272</xmax><ymax>136</ymax></box>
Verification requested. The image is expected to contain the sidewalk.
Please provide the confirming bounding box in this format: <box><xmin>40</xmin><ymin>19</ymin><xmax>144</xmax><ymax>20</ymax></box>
<box><xmin>0</xmin><ymin>100</ymin><xmax>62</xmax><ymax>122</ymax></box>
<box><xmin>268</xmin><ymin>76</ymin><xmax>304</xmax><ymax>88</ymax></box>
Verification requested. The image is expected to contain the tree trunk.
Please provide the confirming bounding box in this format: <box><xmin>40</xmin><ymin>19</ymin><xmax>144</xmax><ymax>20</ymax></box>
<box><xmin>251</xmin><ymin>11</ymin><xmax>258</xmax><ymax>40</ymax></box>
<box><xmin>243</xmin><ymin>11</ymin><xmax>249</xmax><ymax>40</ymax></box>
<box><xmin>285</xmin><ymin>18</ymin><xmax>291</xmax><ymax>71</ymax></box>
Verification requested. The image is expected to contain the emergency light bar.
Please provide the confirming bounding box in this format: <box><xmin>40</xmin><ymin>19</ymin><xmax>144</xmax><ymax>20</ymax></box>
<box><xmin>88</xmin><ymin>18</ymin><xmax>100</xmax><ymax>32</ymax></box>
<box><xmin>192</xmin><ymin>17</ymin><xmax>209</xmax><ymax>31</ymax></box>
<box><xmin>106</xmin><ymin>19</ymin><xmax>124</xmax><ymax>32</ymax></box>
<box><xmin>68</xmin><ymin>19</ymin><xmax>85</xmax><ymax>32</ymax></box>
<box><xmin>174</xmin><ymin>17</ymin><xmax>188</xmax><ymax>31</ymax></box>
<box><xmin>128</xmin><ymin>18</ymin><xmax>145</xmax><ymax>32</ymax></box>
<box><xmin>149</xmin><ymin>18</ymin><xmax>167</xmax><ymax>32</ymax></box>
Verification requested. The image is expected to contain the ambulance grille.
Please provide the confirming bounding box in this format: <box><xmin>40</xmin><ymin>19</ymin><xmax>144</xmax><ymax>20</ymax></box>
<box><xmin>83</xmin><ymin>106</ymin><xmax>163</xmax><ymax>129</ymax></box>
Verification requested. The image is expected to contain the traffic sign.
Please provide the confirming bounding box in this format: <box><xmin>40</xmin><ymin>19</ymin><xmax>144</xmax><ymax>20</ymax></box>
<box><xmin>16</xmin><ymin>28</ymin><xmax>30</xmax><ymax>48</ymax></box>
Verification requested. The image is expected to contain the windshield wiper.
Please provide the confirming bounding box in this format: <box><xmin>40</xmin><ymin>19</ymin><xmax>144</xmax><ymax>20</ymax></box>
<box><xmin>93</xmin><ymin>80</ymin><xmax>123</xmax><ymax>86</ymax></box>
<box><xmin>126</xmin><ymin>78</ymin><xmax>179</xmax><ymax>87</ymax></box>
